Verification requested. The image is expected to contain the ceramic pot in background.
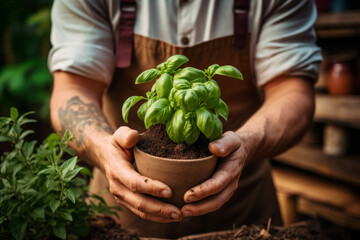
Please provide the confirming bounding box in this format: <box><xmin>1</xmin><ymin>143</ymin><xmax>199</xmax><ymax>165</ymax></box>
<box><xmin>133</xmin><ymin>147</ymin><xmax>217</xmax><ymax>207</ymax></box>
<box><xmin>323</xmin><ymin>124</ymin><xmax>349</xmax><ymax>157</ymax></box>
<box><xmin>327</xmin><ymin>55</ymin><xmax>358</xmax><ymax>95</ymax></box>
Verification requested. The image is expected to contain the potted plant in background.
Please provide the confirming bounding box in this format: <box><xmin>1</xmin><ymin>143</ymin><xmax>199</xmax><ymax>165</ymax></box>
<box><xmin>122</xmin><ymin>55</ymin><xmax>243</xmax><ymax>207</ymax></box>
<box><xmin>0</xmin><ymin>1</ymin><xmax>54</xmax><ymax>153</ymax></box>
<box><xmin>0</xmin><ymin>108</ymin><xmax>123</xmax><ymax>240</ymax></box>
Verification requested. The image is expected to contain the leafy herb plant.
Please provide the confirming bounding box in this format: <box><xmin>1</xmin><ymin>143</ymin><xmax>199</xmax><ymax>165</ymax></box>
<box><xmin>122</xmin><ymin>54</ymin><xmax>243</xmax><ymax>145</ymax></box>
<box><xmin>0</xmin><ymin>108</ymin><xmax>118</xmax><ymax>240</ymax></box>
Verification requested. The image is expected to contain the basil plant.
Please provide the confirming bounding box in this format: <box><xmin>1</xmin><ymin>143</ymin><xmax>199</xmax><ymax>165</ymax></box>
<box><xmin>122</xmin><ymin>55</ymin><xmax>242</xmax><ymax>145</ymax></box>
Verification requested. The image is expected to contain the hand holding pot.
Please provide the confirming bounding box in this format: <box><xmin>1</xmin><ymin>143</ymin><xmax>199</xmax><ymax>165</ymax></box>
<box><xmin>102</xmin><ymin>126</ymin><xmax>182</xmax><ymax>223</ymax></box>
<box><xmin>181</xmin><ymin>131</ymin><xmax>246</xmax><ymax>217</ymax></box>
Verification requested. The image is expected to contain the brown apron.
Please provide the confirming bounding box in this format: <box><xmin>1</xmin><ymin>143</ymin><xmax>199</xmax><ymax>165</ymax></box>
<box><xmin>89</xmin><ymin>0</ymin><xmax>282</xmax><ymax>238</ymax></box>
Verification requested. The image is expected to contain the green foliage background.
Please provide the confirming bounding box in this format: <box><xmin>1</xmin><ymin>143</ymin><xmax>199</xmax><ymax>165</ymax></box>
<box><xmin>0</xmin><ymin>108</ymin><xmax>119</xmax><ymax>240</ymax></box>
<box><xmin>0</xmin><ymin>0</ymin><xmax>53</xmax><ymax>120</ymax></box>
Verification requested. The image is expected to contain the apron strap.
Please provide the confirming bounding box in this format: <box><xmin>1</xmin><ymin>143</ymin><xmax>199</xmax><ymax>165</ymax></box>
<box><xmin>116</xmin><ymin>0</ymin><xmax>137</xmax><ymax>68</ymax></box>
<box><xmin>233</xmin><ymin>0</ymin><xmax>250</xmax><ymax>49</ymax></box>
<box><xmin>116</xmin><ymin>0</ymin><xmax>249</xmax><ymax>67</ymax></box>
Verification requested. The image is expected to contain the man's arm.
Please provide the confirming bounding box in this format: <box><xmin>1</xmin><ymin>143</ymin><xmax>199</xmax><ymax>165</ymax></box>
<box><xmin>181</xmin><ymin>76</ymin><xmax>315</xmax><ymax>216</ymax></box>
<box><xmin>50</xmin><ymin>71</ymin><xmax>182</xmax><ymax>222</ymax></box>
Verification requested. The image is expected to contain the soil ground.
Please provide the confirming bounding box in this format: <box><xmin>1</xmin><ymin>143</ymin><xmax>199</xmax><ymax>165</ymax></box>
<box><xmin>86</xmin><ymin>216</ymin><xmax>139</xmax><ymax>240</ymax></box>
<box><xmin>179</xmin><ymin>222</ymin><xmax>330</xmax><ymax>240</ymax></box>
<box><xmin>136</xmin><ymin>124</ymin><xmax>211</xmax><ymax>159</ymax></box>
<box><xmin>86</xmin><ymin>217</ymin><xmax>343</xmax><ymax>240</ymax></box>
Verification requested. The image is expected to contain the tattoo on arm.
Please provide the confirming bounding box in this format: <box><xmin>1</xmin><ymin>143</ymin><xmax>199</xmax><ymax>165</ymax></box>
<box><xmin>58</xmin><ymin>96</ymin><xmax>113</xmax><ymax>147</ymax></box>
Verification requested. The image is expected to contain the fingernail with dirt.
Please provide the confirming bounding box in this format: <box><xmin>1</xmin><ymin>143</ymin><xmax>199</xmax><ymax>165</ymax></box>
<box><xmin>171</xmin><ymin>212</ymin><xmax>180</xmax><ymax>220</ymax></box>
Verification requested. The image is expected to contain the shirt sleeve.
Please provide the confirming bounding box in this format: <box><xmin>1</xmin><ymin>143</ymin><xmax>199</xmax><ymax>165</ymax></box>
<box><xmin>255</xmin><ymin>0</ymin><xmax>322</xmax><ymax>87</ymax></box>
<box><xmin>48</xmin><ymin>0</ymin><xmax>115</xmax><ymax>86</ymax></box>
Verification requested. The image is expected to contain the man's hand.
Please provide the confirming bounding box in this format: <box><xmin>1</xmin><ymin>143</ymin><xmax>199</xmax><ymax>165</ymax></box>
<box><xmin>50</xmin><ymin>72</ymin><xmax>182</xmax><ymax>223</ymax></box>
<box><xmin>180</xmin><ymin>76</ymin><xmax>315</xmax><ymax>217</ymax></box>
<box><xmin>181</xmin><ymin>131</ymin><xmax>247</xmax><ymax>217</ymax></box>
<box><xmin>101</xmin><ymin>126</ymin><xmax>182</xmax><ymax>223</ymax></box>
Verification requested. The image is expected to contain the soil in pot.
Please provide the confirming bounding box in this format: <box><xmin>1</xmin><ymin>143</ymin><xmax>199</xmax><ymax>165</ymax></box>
<box><xmin>137</xmin><ymin>124</ymin><xmax>211</xmax><ymax>159</ymax></box>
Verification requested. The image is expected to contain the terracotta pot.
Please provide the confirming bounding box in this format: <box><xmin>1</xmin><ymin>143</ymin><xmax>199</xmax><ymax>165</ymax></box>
<box><xmin>133</xmin><ymin>147</ymin><xmax>217</xmax><ymax>207</ymax></box>
<box><xmin>327</xmin><ymin>56</ymin><xmax>358</xmax><ymax>95</ymax></box>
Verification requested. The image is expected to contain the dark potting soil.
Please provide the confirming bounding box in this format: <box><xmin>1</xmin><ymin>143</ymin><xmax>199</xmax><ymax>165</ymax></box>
<box><xmin>86</xmin><ymin>216</ymin><xmax>139</xmax><ymax>240</ymax></box>
<box><xmin>136</xmin><ymin>124</ymin><xmax>211</xmax><ymax>159</ymax></box>
<box><xmin>180</xmin><ymin>221</ymin><xmax>331</xmax><ymax>240</ymax></box>
<box><xmin>84</xmin><ymin>217</ymin><xmax>341</xmax><ymax>240</ymax></box>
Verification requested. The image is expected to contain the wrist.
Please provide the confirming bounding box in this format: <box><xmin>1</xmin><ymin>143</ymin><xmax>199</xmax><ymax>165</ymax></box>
<box><xmin>235</xmin><ymin>117</ymin><xmax>267</xmax><ymax>162</ymax></box>
<box><xmin>72</xmin><ymin>130</ymin><xmax>113</xmax><ymax>173</ymax></box>
<box><xmin>91</xmin><ymin>133</ymin><xmax>114</xmax><ymax>173</ymax></box>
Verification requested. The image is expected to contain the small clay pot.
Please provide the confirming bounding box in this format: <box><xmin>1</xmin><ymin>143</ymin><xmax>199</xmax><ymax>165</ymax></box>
<box><xmin>327</xmin><ymin>55</ymin><xmax>358</xmax><ymax>95</ymax></box>
<box><xmin>133</xmin><ymin>147</ymin><xmax>217</xmax><ymax>207</ymax></box>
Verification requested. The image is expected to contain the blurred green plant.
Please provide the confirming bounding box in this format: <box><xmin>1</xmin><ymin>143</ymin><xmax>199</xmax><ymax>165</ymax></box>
<box><xmin>0</xmin><ymin>59</ymin><xmax>51</xmax><ymax>119</ymax></box>
<box><xmin>0</xmin><ymin>1</ymin><xmax>52</xmax><ymax>120</ymax></box>
<box><xmin>0</xmin><ymin>108</ymin><xmax>119</xmax><ymax>240</ymax></box>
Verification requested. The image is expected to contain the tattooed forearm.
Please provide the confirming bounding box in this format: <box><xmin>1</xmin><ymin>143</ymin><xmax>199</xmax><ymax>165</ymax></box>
<box><xmin>58</xmin><ymin>96</ymin><xmax>113</xmax><ymax>147</ymax></box>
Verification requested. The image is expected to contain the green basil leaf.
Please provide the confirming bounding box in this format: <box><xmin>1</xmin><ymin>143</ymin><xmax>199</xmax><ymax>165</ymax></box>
<box><xmin>206</xmin><ymin>64</ymin><xmax>220</xmax><ymax>78</ymax></box>
<box><xmin>37</xmin><ymin>167</ymin><xmax>53</xmax><ymax>176</ymax></box>
<box><xmin>168</xmin><ymin>88</ymin><xmax>176</xmax><ymax>103</ymax></box>
<box><xmin>173</xmin><ymin>67</ymin><xmax>206</xmax><ymax>83</ymax></box>
<box><xmin>61</xmin><ymin>156</ymin><xmax>77</xmax><ymax>174</ymax></box>
<box><xmin>53</xmin><ymin>222</ymin><xmax>66</xmax><ymax>240</ymax></box>
<box><xmin>137</xmin><ymin>97</ymin><xmax>158</xmax><ymax>121</ymax></box>
<box><xmin>195</xmin><ymin>107</ymin><xmax>215</xmax><ymax>139</ymax></box>
<box><xmin>214</xmin><ymin>99</ymin><xmax>229</xmax><ymax>120</ymax></box>
<box><xmin>174</xmin><ymin>89</ymin><xmax>199</xmax><ymax>113</ymax></box>
<box><xmin>166</xmin><ymin>110</ymin><xmax>185</xmax><ymax>143</ymax></box>
<box><xmin>70</xmin><ymin>218</ymin><xmax>90</xmax><ymax>237</ymax></box>
<box><xmin>173</xmin><ymin>78</ymin><xmax>190</xmax><ymax>90</ymax></box>
<box><xmin>30</xmin><ymin>207</ymin><xmax>45</xmax><ymax>219</ymax></box>
<box><xmin>23</xmin><ymin>140</ymin><xmax>36</xmax><ymax>158</ymax></box>
<box><xmin>174</xmin><ymin>68</ymin><xmax>183</xmax><ymax>75</ymax></box>
<box><xmin>135</xmin><ymin>69</ymin><xmax>160</xmax><ymax>84</ymax></box>
<box><xmin>10</xmin><ymin>107</ymin><xmax>19</xmax><ymax>121</ymax></box>
<box><xmin>214</xmin><ymin>65</ymin><xmax>243</xmax><ymax>80</ymax></box>
<box><xmin>64</xmin><ymin>167</ymin><xmax>84</xmax><ymax>182</ymax></box>
<box><xmin>50</xmin><ymin>199</ymin><xmax>60</xmax><ymax>213</ymax></box>
<box><xmin>122</xmin><ymin>96</ymin><xmax>147</xmax><ymax>123</ymax></box>
<box><xmin>191</xmin><ymin>82</ymin><xmax>208</xmax><ymax>103</ymax></box>
<box><xmin>165</xmin><ymin>54</ymin><xmax>189</xmax><ymax>72</ymax></box>
<box><xmin>137</xmin><ymin>102</ymin><xmax>148</xmax><ymax>121</ymax></box>
<box><xmin>64</xmin><ymin>189</ymin><xmax>75</xmax><ymax>204</ymax></box>
<box><xmin>210</xmin><ymin>114</ymin><xmax>223</xmax><ymax>141</ymax></box>
<box><xmin>136</xmin><ymin>102</ymin><xmax>148</xmax><ymax>122</ymax></box>
<box><xmin>204</xmin><ymin>80</ymin><xmax>220</xmax><ymax>107</ymax></box>
<box><xmin>155</xmin><ymin>73</ymin><xmax>173</xmax><ymax>98</ymax></box>
<box><xmin>59</xmin><ymin>212</ymin><xmax>73</xmax><ymax>222</ymax></box>
<box><xmin>10</xmin><ymin>215</ymin><xmax>26</xmax><ymax>240</ymax></box>
<box><xmin>150</xmin><ymin>79</ymin><xmax>158</xmax><ymax>93</ymax></box>
<box><xmin>183</xmin><ymin>118</ymin><xmax>200</xmax><ymax>145</ymax></box>
<box><xmin>0</xmin><ymin>136</ymin><xmax>12</xmax><ymax>142</ymax></box>
<box><xmin>144</xmin><ymin>99</ymin><xmax>173</xmax><ymax>129</ymax></box>
<box><xmin>157</xmin><ymin>62</ymin><xmax>166</xmax><ymax>71</ymax></box>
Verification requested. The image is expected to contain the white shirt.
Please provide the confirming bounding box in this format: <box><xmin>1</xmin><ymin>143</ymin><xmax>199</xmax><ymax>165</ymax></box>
<box><xmin>48</xmin><ymin>0</ymin><xmax>322</xmax><ymax>87</ymax></box>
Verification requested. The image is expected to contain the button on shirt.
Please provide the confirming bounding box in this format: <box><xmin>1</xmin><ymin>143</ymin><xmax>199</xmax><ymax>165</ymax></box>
<box><xmin>48</xmin><ymin>0</ymin><xmax>322</xmax><ymax>87</ymax></box>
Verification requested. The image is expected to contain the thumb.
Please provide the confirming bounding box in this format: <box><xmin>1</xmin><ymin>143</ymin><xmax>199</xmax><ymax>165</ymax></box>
<box><xmin>112</xmin><ymin>126</ymin><xmax>139</xmax><ymax>150</ymax></box>
<box><xmin>209</xmin><ymin>131</ymin><xmax>241</xmax><ymax>157</ymax></box>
